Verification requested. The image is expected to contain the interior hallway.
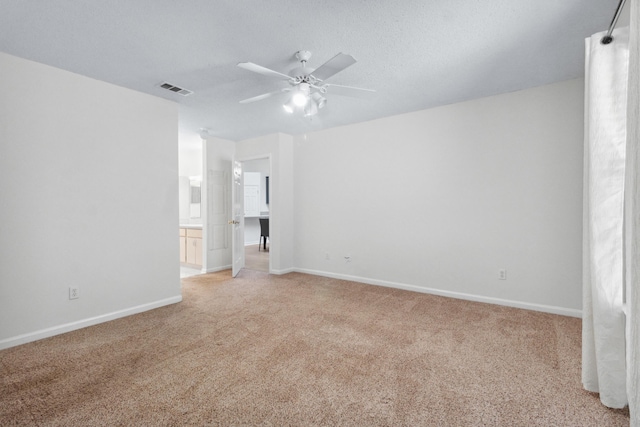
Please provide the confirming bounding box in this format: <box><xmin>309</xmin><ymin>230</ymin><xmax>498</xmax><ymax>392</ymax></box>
<box><xmin>244</xmin><ymin>243</ymin><xmax>269</xmax><ymax>272</ymax></box>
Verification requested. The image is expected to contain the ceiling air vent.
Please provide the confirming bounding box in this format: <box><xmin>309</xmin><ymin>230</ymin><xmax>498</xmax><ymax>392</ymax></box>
<box><xmin>158</xmin><ymin>81</ymin><xmax>193</xmax><ymax>96</ymax></box>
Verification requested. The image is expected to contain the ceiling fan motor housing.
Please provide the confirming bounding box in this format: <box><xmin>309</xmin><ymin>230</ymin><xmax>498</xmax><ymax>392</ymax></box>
<box><xmin>295</xmin><ymin>50</ymin><xmax>312</xmax><ymax>63</ymax></box>
<box><xmin>288</xmin><ymin>66</ymin><xmax>315</xmax><ymax>80</ymax></box>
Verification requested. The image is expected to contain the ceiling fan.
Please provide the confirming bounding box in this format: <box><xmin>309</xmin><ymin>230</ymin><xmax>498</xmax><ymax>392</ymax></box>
<box><xmin>237</xmin><ymin>50</ymin><xmax>375</xmax><ymax>117</ymax></box>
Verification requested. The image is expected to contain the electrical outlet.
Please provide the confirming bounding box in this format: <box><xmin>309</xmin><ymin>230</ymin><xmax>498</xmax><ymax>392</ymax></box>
<box><xmin>325</xmin><ymin>252</ymin><xmax>331</xmax><ymax>261</ymax></box>
<box><xmin>69</xmin><ymin>287</ymin><xmax>80</xmax><ymax>300</ymax></box>
<box><xmin>499</xmin><ymin>269</ymin><xmax>507</xmax><ymax>280</ymax></box>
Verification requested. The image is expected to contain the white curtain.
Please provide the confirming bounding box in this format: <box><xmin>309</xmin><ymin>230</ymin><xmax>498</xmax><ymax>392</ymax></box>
<box><xmin>583</xmin><ymin>25</ymin><xmax>629</xmax><ymax>409</ymax></box>
<box><xmin>583</xmin><ymin>1</ymin><xmax>639</xmax><ymax>423</ymax></box>
<box><xmin>625</xmin><ymin>1</ymin><xmax>639</xmax><ymax>425</ymax></box>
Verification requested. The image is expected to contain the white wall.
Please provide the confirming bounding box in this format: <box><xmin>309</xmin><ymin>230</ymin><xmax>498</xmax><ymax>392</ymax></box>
<box><xmin>236</xmin><ymin>133</ymin><xmax>295</xmax><ymax>274</ymax></box>
<box><xmin>178</xmin><ymin>146</ymin><xmax>202</xmax><ymax>178</ymax></box>
<box><xmin>0</xmin><ymin>52</ymin><xmax>181</xmax><ymax>349</ymax></box>
<box><xmin>178</xmin><ymin>176</ymin><xmax>191</xmax><ymax>222</ymax></box>
<box><xmin>293</xmin><ymin>79</ymin><xmax>584</xmax><ymax>316</ymax></box>
<box><xmin>245</xmin><ymin>218</ymin><xmax>263</xmax><ymax>246</ymax></box>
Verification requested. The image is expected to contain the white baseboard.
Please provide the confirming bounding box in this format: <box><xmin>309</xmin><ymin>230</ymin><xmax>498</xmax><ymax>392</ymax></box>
<box><xmin>0</xmin><ymin>295</ymin><xmax>183</xmax><ymax>351</ymax></box>
<box><xmin>293</xmin><ymin>268</ymin><xmax>582</xmax><ymax>318</ymax></box>
<box><xmin>270</xmin><ymin>267</ymin><xmax>295</xmax><ymax>275</ymax></box>
<box><xmin>204</xmin><ymin>264</ymin><xmax>232</xmax><ymax>273</ymax></box>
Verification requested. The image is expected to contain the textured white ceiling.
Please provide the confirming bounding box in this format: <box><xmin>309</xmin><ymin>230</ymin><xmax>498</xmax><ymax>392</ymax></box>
<box><xmin>0</xmin><ymin>0</ymin><xmax>618</xmax><ymax>145</ymax></box>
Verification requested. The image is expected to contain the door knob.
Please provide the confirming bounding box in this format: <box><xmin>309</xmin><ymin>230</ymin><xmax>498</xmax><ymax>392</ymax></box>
<box><xmin>228</xmin><ymin>220</ymin><xmax>239</xmax><ymax>225</ymax></box>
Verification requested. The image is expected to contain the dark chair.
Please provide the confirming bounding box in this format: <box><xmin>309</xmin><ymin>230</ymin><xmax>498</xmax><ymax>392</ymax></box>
<box><xmin>259</xmin><ymin>218</ymin><xmax>269</xmax><ymax>251</ymax></box>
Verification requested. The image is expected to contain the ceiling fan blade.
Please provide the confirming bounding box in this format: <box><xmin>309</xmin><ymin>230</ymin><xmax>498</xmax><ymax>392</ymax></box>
<box><xmin>311</xmin><ymin>53</ymin><xmax>357</xmax><ymax>81</ymax></box>
<box><xmin>237</xmin><ymin>62</ymin><xmax>292</xmax><ymax>80</ymax></box>
<box><xmin>239</xmin><ymin>93</ymin><xmax>274</xmax><ymax>104</ymax></box>
<box><xmin>239</xmin><ymin>88</ymin><xmax>290</xmax><ymax>104</ymax></box>
<box><xmin>323</xmin><ymin>83</ymin><xmax>376</xmax><ymax>98</ymax></box>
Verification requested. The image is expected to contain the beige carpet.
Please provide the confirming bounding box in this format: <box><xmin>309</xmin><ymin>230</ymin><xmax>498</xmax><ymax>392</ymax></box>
<box><xmin>0</xmin><ymin>270</ymin><xmax>630</xmax><ymax>426</ymax></box>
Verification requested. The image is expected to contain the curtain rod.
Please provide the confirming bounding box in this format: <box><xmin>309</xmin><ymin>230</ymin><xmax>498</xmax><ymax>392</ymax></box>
<box><xmin>601</xmin><ymin>0</ymin><xmax>627</xmax><ymax>44</ymax></box>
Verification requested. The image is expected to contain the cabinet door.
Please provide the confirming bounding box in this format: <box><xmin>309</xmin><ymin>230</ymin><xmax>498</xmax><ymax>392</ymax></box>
<box><xmin>244</xmin><ymin>185</ymin><xmax>260</xmax><ymax>216</ymax></box>
<box><xmin>179</xmin><ymin>228</ymin><xmax>187</xmax><ymax>263</ymax></box>
<box><xmin>194</xmin><ymin>237</ymin><xmax>203</xmax><ymax>266</ymax></box>
<box><xmin>179</xmin><ymin>236</ymin><xmax>187</xmax><ymax>263</ymax></box>
<box><xmin>186</xmin><ymin>237</ymin><xmax>202</xmax><ymax>266</ymax></box>
<box><xmin>187</xmin><ymin>228</ymin><xmax>202</xmax><ymax>239</ymax></box>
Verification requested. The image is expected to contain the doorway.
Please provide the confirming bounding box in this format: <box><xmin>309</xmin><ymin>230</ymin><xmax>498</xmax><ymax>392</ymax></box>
<box><xmin>241</xmin><ymin>158</ymin><xmax>270</xmax><ymax>273</ymax></box>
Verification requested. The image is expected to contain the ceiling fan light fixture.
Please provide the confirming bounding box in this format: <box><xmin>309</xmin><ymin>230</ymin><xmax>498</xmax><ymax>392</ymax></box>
<box><xmin>292</xmin><ymin>92</ymin><xmax>308</xmax><ymax>107</ymax></box>
<box><xmin>283</xmin><ymin>98</ymin><xmax>295</xmax><ymax>113</ymax></box>
<box><xmin>292</xmin><ymin>83</ymin><xmax>310</xmax><ymax>107</ymax></box>
<box><xmin>304</xmin><ymin>102</ymin><xmax>318</xmax><ymax>117</ymax></box>
<box><xmin>311</xmin><ymin>92</ymin><xmax>327</xmax><ymax>109</ymax></box>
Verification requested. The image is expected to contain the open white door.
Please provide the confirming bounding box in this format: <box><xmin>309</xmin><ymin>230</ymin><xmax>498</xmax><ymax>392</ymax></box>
<box><xmin>205</xmin><ymin>169</ymin><xmax>230</xmax><ymax>271</ymax></box>
<box><xmin>231</xmin><ymin>160</ymin><xmax>244</xmax><ymax>277</ymax></box>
